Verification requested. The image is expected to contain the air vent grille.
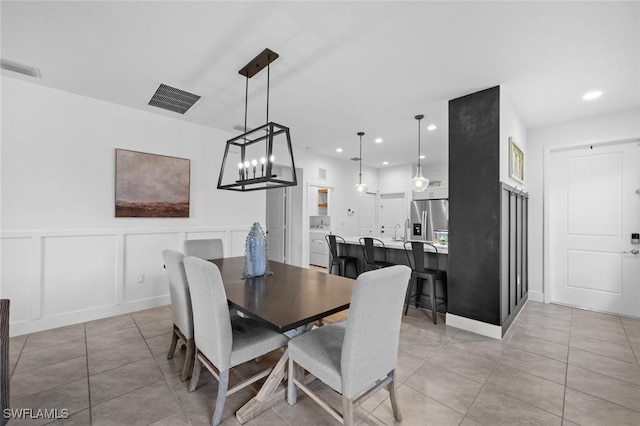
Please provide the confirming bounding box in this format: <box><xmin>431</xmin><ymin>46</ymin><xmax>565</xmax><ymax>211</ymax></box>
<box><xmin>1</xmin><ymin>58</ymin><xmax>41</xmax><ymax>78</ymax></box>
<box><xmin>148</xmin><ymin>83</ymin><xmax>200</xmax><ymax>114</ymax></box>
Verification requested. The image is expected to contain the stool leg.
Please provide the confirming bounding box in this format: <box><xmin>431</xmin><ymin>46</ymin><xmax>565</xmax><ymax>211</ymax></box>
<box><xmin>404</xmin><ymin>277</ymin><xmax>414</xmax><ymax>315</ymax></box>
<box><xmin>430</xmin><ymin>277</ymin><xmax>437</xmax><ymax>324</ymax></box>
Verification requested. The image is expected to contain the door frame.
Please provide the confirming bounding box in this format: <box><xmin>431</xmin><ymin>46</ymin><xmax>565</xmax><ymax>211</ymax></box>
<box><xmin>304</xmin><ymin>182</ymin><xmax>335</xmax><ymax>268</ymax></box>
<box><xmin>543</xmin><ymin>136</ymin><xmax>640</xmax><ymax>304</ymax></box>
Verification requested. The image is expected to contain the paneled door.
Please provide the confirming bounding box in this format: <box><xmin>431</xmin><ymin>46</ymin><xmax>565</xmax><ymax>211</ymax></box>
<box><xmin>378</xmin><ymin>193</ymin><xmax>406</xmax><ymax>238</ymax></box>
<box><xmin>549</xmin><ymin>141</ymin><xmax>640</xmax><ymax>316</ymax></box>
<box><xmin>357</xmin><ymin>193</ymin><xmax>376</xmax><ymax>236</ymax></box>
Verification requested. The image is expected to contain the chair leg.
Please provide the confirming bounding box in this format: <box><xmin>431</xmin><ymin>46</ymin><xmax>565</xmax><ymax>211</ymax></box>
<box><xmin>387</xmin><ymin>370</ymin><xmax>402</xmax><ymax>422</ymax></box>
<box><xmin>430</xmin><ymin>278</ymin><xmax>438</xmax><ymax>324</ymax></box>
<box><xmin>211</xmin><ymin>369</ymin><xmax>229</xmax><ymax>426</ymax></box>
<box><xmin>404</xmin><ymin>277</ymin><xmax>415</xmax><ymax>315</ymax></box>
<box><xmin>181</xmin><ymin>338</ymin><xmax>195</xmax><ymax>382</ymax></box>
<box><xmin>342</xmin><ymin>396</ymin><xmax>354</xmax><ymax>426</ymax></box>
<box><xmin>167</xmin><ymin>327</ymin><xmax>178</xmax><ymax>359</ymax></box>
<box><xmin>287</xmin><ymin>357</ymin><xmax>297</xmax><ymax>405</ymax></box>
<box><xmin>188</xmin><ymin>351</ymin><xmax>202</xmax><ymax>392</ymax></box>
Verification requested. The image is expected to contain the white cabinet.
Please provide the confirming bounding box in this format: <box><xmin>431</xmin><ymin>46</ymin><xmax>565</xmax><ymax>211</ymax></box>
<box><xmin>309</xmin><ymin>232</ymin><xmax>329</xmax><ymax>267</ymax></box>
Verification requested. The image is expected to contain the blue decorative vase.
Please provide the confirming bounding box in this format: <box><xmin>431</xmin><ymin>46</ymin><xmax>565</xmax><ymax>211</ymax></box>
<box><xmin>244</xmin><ymin>222</ymin><xmax>267</xmax><ymax>278</ymax></box>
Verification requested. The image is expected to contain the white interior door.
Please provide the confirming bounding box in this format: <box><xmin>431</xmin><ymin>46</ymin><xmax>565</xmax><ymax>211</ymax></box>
<box><xmin>357</xmin><ymin>193</ymin><xmax>376</xmax><ymax>236</ymax></box>
<box><xmin>266</xmin><ymin>188</ymin><xmax>286</xmax><ymax>262</ymax></box>
<box><xmin>549</xmin><ymin>141</ymin><xmax>640</xmax><ymax>316</ymax></box>
<box><xmin>379</xmin><ymin>193</ymin><xmax>406</xmax><ymax>238</ymax></box>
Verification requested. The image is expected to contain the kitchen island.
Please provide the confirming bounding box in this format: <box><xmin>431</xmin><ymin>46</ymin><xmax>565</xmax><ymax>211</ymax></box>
<box><xmin>337</xmin><ymin>237</ymin><xmax>448</xmax><ymax>313</ymax></box>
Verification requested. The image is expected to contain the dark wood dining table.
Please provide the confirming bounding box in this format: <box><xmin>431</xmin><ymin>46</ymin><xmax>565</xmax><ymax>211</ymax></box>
<box><xmin>208</xmin><ymin>257</ymin><xmax>356</xmax><ymax>423</ymax></box>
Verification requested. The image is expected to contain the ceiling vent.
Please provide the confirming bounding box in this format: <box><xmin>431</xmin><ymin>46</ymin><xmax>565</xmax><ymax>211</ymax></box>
<box><xmin>0</xmin><ymin>58</ymin><xmax>41</xmax><ymax>78</ymax></box>
<box><xmin>148</xmin><ymin>83</ymin><xmax>200</xmax><ymax>114</ymax></box>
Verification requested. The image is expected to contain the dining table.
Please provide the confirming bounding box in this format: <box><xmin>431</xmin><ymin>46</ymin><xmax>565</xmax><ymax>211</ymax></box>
<box><xmin>209</xmin><ymin>256</ymin><xmax>356</xmax><ymax>424</ymax></box>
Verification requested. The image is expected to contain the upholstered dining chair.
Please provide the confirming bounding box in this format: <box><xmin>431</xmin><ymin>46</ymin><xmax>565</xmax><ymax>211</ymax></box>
<box><xmin>359</xmin><ymin>237</ymin><xmax>394</xmax><ymax>271</ymax></box>
<box><xmin>325</xmin><ymin>234</ymin><xmax>358</xmax><ymax>277</ymax></box>
<box><xmin>404</xmin><ymin>240</ymin><xmax>447</xmax><ymax>324</ymax></box>
<box><xmin>287</xmin><ymin>265</ymin><xmax>411</xmax><ymax>426</ymax></box>
<box><xmin>162</xmin><ymin>249</ymin><xmax>195</xmax><ymax>382</ymax></box>
<box><xmin>183</xmin><ymin>238</ymin><xmax>224</xmax><ymax>260</ymax></box>
<box><xmin>183</xmin><ymin>256</ymin><xmax>289</xmax><ymax>426</ymax></box>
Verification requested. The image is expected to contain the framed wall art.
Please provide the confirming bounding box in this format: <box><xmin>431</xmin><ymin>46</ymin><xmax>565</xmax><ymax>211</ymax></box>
<box><xmin>509</xmin><ymin>137</ymin><xmax>524</xmax><ymax>183</ymax></box>
<box><xmin>115</xmin><ymin>149</ymin><xmax>190</xmax><ymax>217</ymax></box>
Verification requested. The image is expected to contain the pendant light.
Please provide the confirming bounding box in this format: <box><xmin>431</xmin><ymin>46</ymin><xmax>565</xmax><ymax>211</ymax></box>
<box><xmin>410</xmin><ymin>114</ymin><xmax>429</xmax><ymax>192</ymax></box>
<box><xmin>354</xmin><ymin>132</ymin><xmax>368</xmax><ymax>196</ymax></box>
<box><xmin>217</xmin><ymin>48</ymin><xmax>297</xmax><ymax>192</ymax></box>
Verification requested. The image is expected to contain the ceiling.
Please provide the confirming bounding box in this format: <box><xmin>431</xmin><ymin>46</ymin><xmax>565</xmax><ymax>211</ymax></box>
<box><xmin>2</xmin><ymin>1</ymin><xmax>638</xmax><ymax>169</ymax></box>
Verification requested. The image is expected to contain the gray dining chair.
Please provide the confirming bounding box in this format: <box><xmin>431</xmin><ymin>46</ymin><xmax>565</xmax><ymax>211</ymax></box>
<box><xmin>183</xmin><ymin>256</ymin><xmax>289</xmax><ymax>426</ymax></box>
<box><xmin>183</xmin><ymin>238</ymin><xmax>224</xmax><ymax>260</ymax></box>
<box><xmin>287</xmin><ymin>265</ymin><xmax>411</xmax><ymax>426</ymax></box>
<box><xmin>162</xmin><ymin>249</ymin><xmax>195</xmax><ymax>382</ymax></box>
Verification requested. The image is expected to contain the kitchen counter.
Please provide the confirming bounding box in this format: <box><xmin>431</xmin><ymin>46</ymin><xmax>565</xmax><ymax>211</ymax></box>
<box><xmin>341</xmin><ymin>236</ymin><xmax>448</xmax><ymax>255</ymax></box>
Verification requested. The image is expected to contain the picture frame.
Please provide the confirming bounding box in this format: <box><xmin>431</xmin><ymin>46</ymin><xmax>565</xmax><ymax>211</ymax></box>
<box><xmin>509</xmin><ymin>137</ymin><xmax>524</xmax><ymax>183</ymax></box>
<box><xmin>115</xmin><ymin>149</ymin><xmax>190</xmax><ymax>217</ymax></box>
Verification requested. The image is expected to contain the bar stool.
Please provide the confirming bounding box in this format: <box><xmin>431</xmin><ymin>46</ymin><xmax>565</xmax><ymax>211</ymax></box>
<box><xmin>359</xmin><ymin>237</ymin><xmax>395</xmax><ymax>272</ymax></box>
<box><xmin>403</xmin><ymin>241</ymin><xmax>447</xmax><ymax>324</ymax></box>
<box><xmin>325</xmin><ymin>235</ymin><xmax>359</xmax><ymax>277</ymax></box>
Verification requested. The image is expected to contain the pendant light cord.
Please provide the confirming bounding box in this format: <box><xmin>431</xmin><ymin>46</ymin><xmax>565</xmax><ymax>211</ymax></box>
<box><xmin>415</xmin><ymin>114</ymin><xmax>424</xmax><ymax>168</ymax></box>
<box><xmin>358</xmin><ymin>132</ymin><xmax>364</xmax><ymax>184</ymax></box>
<box><xmin>244</xmin><ymin>75</ymin><xmax>249</xmax><ymax>134</ymax></box>
<box><xmin>266</xmin><ymin>62</ymin><xmax>270</xmax><ymax>124</ymax></box>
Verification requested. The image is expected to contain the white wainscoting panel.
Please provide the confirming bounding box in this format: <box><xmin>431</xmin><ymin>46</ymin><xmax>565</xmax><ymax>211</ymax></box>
<box><xmin>42</xmin><ymin>234</ymin><xmax>118</xmax><ymax>317</ymax></box>
<box><xmin>0</xmin><ymin>237</ymin><xmax>33</xmax><ymax>323</ymax></box>
<box><xmin>124</xmin><ymin>232</ymin><xmax>181</xmax><ymax>303</ymax></box>
<box><xmin>2</xmin><ymin>226</ymin><xmax>250</xmax><ymax>336</ymax></box>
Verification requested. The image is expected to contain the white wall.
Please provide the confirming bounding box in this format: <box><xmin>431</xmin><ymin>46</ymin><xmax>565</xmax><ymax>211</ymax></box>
<box><xmin>500</xmin><ymin>89</ymin><xmax>528</xmax><ymax>189</ymax></box>
<box><xmin>292</xmin><ymin>149</ymin><xmax>379</xmax><ymax>266</ymax></box>
<box><xmin>1</xmin><ymin>77</ymin><xmax>266</xmax><ymax>335</ymax></box>
<box><xmin>527</xmin><ymin>107</ymin><xmax>640</xmax><ymax>302</ymax></box>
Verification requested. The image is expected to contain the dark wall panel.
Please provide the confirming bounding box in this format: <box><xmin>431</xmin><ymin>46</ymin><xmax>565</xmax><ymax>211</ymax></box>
<box><xmin>448</xmin><ymin>86</ymin><xmax>501</xmax><ymax>325</ymax></box>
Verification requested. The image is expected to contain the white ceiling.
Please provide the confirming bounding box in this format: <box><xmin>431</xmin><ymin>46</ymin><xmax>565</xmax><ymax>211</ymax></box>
<box><xmin>2</xmin><ymin>1</ymin><xmax>638</xmax><ymax>168</ymax></box>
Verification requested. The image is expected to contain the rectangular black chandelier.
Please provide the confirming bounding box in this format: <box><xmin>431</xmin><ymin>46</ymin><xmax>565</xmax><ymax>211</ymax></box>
<box><xmin>217</xmin><ymin>49</ymin><xmax>297</xmax><ymax>192</ymax></box>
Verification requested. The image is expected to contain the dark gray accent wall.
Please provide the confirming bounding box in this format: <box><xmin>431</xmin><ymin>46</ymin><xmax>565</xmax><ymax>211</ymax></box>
<box><xmin>448</xmin><ymin>86</ymin><xmax>528</xmax><ymax>335</ymax></box>
<box><xmin>448</xmin><ymin>86</ymin><xmax>502</xmax><ymax>325</ymax></box>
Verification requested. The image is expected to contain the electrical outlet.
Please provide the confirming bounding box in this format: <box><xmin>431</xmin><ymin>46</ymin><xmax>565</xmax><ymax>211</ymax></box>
<box><xmin>137</xmin><ymin>273</ymin><xmax>145</xmax><ymax>283</ymax></box>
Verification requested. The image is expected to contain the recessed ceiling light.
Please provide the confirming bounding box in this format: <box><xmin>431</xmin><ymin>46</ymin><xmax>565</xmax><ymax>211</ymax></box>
<box><xmin>375</xmin><ymin>138</ymin><xmax>383</xmax><ymax>143</ymax></box>
<box><xmin>336</xmin><ymin>148</ymin><xmax>343</xmax><ymax>153</ymax></box>
<box><xmin>582</xmin><ymin>91</ymin><xmax>602</xmax><ymax>101</ymax></box>
<box><xmin>427</xmin><ymin>124</ymin><xmax>437</xmax><ymax>131</ymax></box>
<box><xmin>382</xmin><ymin>161</ymin><xmax>388</xmax><ymax>165</ymax></box>
<box><xmin>419</xmin><ymin>155</ymin><xmax>425</xmax><ymax>159</ymax></box>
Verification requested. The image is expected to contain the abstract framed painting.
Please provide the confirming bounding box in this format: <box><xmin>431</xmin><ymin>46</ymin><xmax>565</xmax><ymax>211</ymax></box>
<box><xmin>115</xmin><ymin>149</ymin><xmax>190</xmax><ymax>217</ymax></box>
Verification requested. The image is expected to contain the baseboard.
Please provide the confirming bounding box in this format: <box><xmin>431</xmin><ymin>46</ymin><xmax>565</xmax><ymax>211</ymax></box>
<box><xmin>10</xmin><ymin>295</ymin><xmax>170</xmax><ymax>337</ymax></box>
<box><xmin>445</xmin><ymin>313</ymin><xmax>503</xmax><ymax>340</ymax></box>
<box><xmin>527</xmin><ymin>290</ymin><xmax>544</xmax><ymax>302</ymax></box>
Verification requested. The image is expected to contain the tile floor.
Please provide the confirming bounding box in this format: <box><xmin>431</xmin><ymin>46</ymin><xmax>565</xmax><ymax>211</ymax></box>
<box><xmin>7</xmin><ymin>301</ymin><xmax>640</xmax><ymax>425</ymax></box>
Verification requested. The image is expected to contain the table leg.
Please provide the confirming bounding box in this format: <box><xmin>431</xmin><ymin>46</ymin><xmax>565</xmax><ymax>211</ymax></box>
<box><xmin>235</xmin><ymin>348</ymin><xmax>316</xmax><ymax>424</ymax></box>
<box><xmin>235</xmin><ymin>349</ymin><xmax>289</xmax><ymax>424</ymax></box>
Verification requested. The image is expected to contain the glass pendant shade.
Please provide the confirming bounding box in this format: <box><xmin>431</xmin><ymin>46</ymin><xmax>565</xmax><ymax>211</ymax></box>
<box><xmin>354</xmin><ymin>179</ymin><xmax>368</xmax><ymax>196</ymax></box>
<box><xmin>410</xmin><ymin>165</ymin><xmax>429</xmax><ymax>192</ymax></box>
<box><xmin>410</xmin><ymin>114</ymin><xmax>429</xmax><ymax>192</ymax></box>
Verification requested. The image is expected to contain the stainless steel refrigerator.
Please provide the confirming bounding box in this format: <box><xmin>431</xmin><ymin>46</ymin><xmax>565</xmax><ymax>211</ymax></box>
<box><xmin>410</xmin><ymin>199</ymin><xmax>449</xmax><ymax>242</ymax></box>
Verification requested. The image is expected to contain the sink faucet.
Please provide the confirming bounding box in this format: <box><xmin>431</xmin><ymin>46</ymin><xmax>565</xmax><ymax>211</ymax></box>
<box><xmin>394</xmin><ymin>224</ymin><xmax>401</xmax><ymax>241</ymax></box>
<box><xmin>404</xmin><ymin>218</ymin><xmax>410</xmax><ymax>242</ymax></box>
